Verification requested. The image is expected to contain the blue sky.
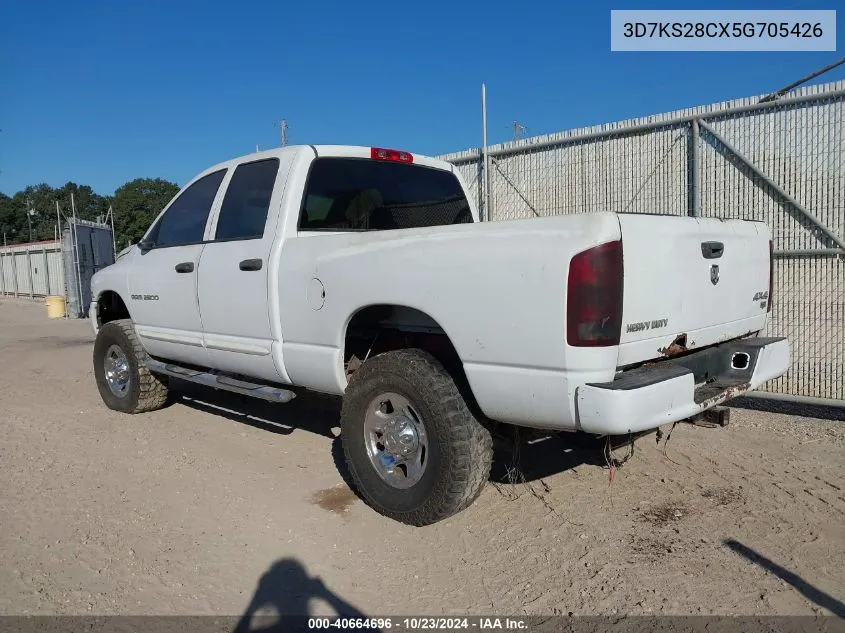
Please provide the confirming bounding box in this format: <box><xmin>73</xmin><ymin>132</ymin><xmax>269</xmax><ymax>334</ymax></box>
<box><xmin>0</xmin><ymin>0</ymin><xmax>842</xmax><ymax>195</ymax></box>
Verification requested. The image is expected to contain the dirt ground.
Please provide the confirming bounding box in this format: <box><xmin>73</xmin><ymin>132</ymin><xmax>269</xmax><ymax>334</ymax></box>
<box><xmin>1</xmin><ymin>299</ymin><xmax>844</xmax><ymax>618</ymax></box>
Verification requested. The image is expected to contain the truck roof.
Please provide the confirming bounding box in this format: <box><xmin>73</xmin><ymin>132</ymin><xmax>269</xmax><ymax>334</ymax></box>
<box><xmin>193</xmin><ymin>144</ymin><xmax>456</xmax><ymax>185</ymax></box>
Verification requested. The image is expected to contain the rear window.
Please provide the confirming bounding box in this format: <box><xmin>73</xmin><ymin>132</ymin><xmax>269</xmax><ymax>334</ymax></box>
<box><xmin>298</xmin><ymin>158</ymin><xmax>472</xmax><ymax>231</ymax></box>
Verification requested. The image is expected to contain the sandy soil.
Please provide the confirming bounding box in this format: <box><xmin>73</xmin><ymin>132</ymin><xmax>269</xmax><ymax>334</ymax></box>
<box><xmin>1</xmin><ymin>299</ymin><xmax>843</xmax><ymax>618</ymax></box>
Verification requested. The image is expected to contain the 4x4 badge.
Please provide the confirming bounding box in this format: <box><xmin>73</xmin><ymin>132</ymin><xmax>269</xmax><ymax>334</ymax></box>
<box><xmin>710</xmin><ymin>264</ymin><xmax>720</xmax><ymax>285</ymax></box>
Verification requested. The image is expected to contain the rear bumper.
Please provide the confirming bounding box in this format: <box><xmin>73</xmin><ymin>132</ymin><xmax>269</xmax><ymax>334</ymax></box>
<box><xmin>576</xmin><ymin>337</ymin><xmax>790</xmax><ymax>435</ymax></box>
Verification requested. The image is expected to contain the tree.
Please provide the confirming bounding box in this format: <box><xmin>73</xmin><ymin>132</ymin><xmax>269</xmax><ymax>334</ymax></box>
<box><xmin>0</xmin><ymin>192</ymin><xmax>23</xmax><ymax>243</ymax></box>
<box><xmin>112</xmin><ymin>178</ymin><xmax>179</xmax><ymax>249</ymax></box>
<box><xmin>0</xmin><ymin>177</ymin><xmax>179</xmax><ymax>249</ymax></box>
<box><xmin>7</xmin><ymin>184</ymin><xmax>60</xmax><ymax>242</ymax></box>
<box><xmin>0</xmin><ymin>183</ymin><xmax>112</xmax><ymax>243</ymax></box>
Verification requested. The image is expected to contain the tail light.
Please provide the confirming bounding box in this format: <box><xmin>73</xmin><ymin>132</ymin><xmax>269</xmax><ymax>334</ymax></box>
<box><xmin>370</xmin><ymin>147</ymin><xmax>413</xmax><ymax>163</ymax></box>
<box><xmin>768</xmin><ymin>239</ymin><xmax>774</xmax><ymax>312</ymax></box>
<box><xmin>567</xmin><ymin>240</ymin><xmax>624</xmax><ymax>347</ymax></box>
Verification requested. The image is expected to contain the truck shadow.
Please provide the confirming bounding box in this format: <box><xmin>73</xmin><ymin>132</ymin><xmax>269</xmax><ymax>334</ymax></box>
<box><xmin>327</xmin><ymin>422</ymin><xmax>606</xmax><ymax>488</ymax></box>
<box><xmin>170</xmin><ymin>379</ymin><xmax>339</xmax><ymax>439</ymax></box>
<box><xmin>171</xmin><ymin>380</ymin><xmax>606</xmax><ymax>484</ymax></box>
<box><xmin>487</xmin><ymin>428</ymin><xmax>607</xmax><ymax>484</ymax></box>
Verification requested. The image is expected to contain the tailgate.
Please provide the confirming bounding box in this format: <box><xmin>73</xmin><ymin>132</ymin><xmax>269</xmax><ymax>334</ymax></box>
<box><xmin>617</xmin><ymin>214</ymin><xmax>771</xmax><ymax>367</ymax></box>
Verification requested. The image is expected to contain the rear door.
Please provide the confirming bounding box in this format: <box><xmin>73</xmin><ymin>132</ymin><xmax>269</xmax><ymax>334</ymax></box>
<box><xmin>129</xmin><ymin>169</ymin><xmax>226</xmax><ymax>367</ymax></box>
<box><xmin>197</xmin><ymin>156</ymin><xmax>291</xmax><ymax>382</ymax></box>
<box><xmin>617</xmin><ymin>214</ymin><xmax>771</xmax><ymax>366</ymax></box>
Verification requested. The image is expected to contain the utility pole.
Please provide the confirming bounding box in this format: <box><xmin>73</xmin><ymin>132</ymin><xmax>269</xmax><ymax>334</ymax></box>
<box><xmin>481</xmin><ymin>83</ymin><xmax>490</xmax><ymax>222</ymax></box>
<box><xmin>106</xmin><ymin>205</ymin><xmax>116</xmax><ymax>256</ymax></box>
<box><xmin>279</xmin><ymin>119</ymin><xmax>288</xmax><ymax>146</ymax></box>
<box><xmin>25</xmin><ymin>199</ymin><xmax>33</xmax><ymax>242</ymax></box>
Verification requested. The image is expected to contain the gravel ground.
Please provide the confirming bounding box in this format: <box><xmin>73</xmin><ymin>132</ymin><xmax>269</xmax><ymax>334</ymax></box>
<box><xmin>1</xmin><ymin>299</ymin><xmax>843</xmax><ymax>618</ymax></box>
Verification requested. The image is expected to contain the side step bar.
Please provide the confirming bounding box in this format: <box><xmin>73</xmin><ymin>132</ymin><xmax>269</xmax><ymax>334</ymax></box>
<box><xmin>146</xmin><ymin>359</ymin><xmax>296</xmax><ymax>403</ymax></box>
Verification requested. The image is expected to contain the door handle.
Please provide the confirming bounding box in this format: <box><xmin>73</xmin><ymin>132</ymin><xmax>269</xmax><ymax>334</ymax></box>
<box><xmin>174</xmin><ymin>262</ymin><xmax>194</xmax><ymax>273</ymax></box>
<box><xmin>239</xmin><ymin>258</ymin><xmax>263</xmax><ymax>271</ymax></box>
<box><xmin>701</xmin><ymin>241</ymin><xmax>725</xmax><ymax>259</ymax></box>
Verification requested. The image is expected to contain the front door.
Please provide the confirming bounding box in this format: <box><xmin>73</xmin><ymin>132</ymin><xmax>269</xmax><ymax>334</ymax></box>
<box><xmin>197</xmin><ymin>157</ymin><xmax>288</xmax><ymax>382</ymax></box>
<box><xmin>129</xmin><ymin>169</ymin><xmax>226</xmax><ymax>368</ymax></box>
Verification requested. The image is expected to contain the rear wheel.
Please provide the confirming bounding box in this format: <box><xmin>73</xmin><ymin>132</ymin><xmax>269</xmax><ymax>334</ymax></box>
<box><xmin>93</xmin><ymin>319</ymin><xmax>169</xmax><ymax>414</ymax></box>
<box><xmin>341</xmin><ymin>349</ymin><xmax>492</xmax><ymax>526</ymax></box>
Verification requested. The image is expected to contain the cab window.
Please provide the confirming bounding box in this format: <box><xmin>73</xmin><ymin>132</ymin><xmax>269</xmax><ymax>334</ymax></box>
<box><xmin>148</xmin><ymin>170</ymin><xmax>226</xmax><ymax>247</ymax></box>
<box><xmin>215</xmin><ymin>159</ymin><xmax>279</xmax><ymax>241</ymax></box>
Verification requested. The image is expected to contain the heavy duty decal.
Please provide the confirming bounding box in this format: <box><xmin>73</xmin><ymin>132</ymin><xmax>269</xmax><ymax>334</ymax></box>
<box><xmin>131</xmin><ymin>294</ymin><xmax>159</xmax><ymax>301</ymax></box>
<box><xmin>626</xmin><ymin>318</ymin><xmax>669</xmax><ymax>333</ymax></box>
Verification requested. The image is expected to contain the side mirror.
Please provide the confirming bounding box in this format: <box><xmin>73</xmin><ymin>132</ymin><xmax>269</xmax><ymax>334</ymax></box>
<box><xmin>137</xmin><ymin>238</ymin><xmax>153</xmax><ymax>253</ymax></box>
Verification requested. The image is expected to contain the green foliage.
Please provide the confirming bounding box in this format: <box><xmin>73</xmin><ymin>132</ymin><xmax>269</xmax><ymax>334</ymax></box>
<box><xmin>112</xmin><ymin>178</ymin><xmax>179</xmax><ymax>250</ymax></box>
<box><xmin>0</xmin><ymin>178</ymin><xmax>179</xmax><ymax>248</ymax></box>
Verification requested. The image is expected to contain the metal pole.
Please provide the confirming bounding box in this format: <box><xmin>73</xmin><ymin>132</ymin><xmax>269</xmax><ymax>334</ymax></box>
<box><xmin>42</xmin><ymin>248</ymin><xmax>51</xmax><ymax>297</ymax></box>
<box><xmin>739</xmin><ymin>391</ymin><xmax>845</xmax><ymax>409</ymax></box>
<box><xmin>1</xmin><ymin>233</ymin><xmax>6</xmax><ymax>296</ymax></box>
<box><xmin>481</xmin><ymin>83</ymin><xmax>490</xmax><ymax>222</ymax></box>
<box><xmin>26</xmin><ymin>247</ymin><xmax>34</xmax><ymax>298</ymax></box>
<box><xmin>760</xmin><ymin>56</ymin><xmax>845</xmax><ymax>103</ymax></box>
<box><xmin>11</xmin><ymin>247</ymin><xmax>19</xmax><ymax>298</ymax></box>
<box><xmin>774</xmin><ymin>248</ymin><xmax>844</xmax><ymax>257</ymax></box>
<box><xmin>108</xmin><ymin>205</ymin><xmax>116</xmax><ymax>256</ymax></box>
<box><xmin>689</xmin><ymin>119</ymin><xmax>701</xmax><ymax>217</ymax></box>
<box><xmin>698</xmin><ymin>119</ymin><xmax>845</xmax><ymax>251</ymax></box>
<box><xmin>25</xmin><ymin>200</ymin><xmax>33</xmax><ymax>242</ymax></box>
<box><xmin>71</xmin><ymin>193</ymin><xmax>84</xmax><ymax>317</ymax></box>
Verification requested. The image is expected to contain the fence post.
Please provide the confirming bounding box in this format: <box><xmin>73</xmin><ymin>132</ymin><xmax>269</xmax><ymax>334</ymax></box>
<box><xmin>26</xmin><ymin>247</ymin><xmax>35</xmax><ymax>298</ymax></box>
<box><xmin>43</xmin><ymin>248</ymin><xmax>51</xmax><ymax>297</ymax></box>
<box><xmin>11</xmin><ymin>251</ymin><xmax>19</xmax><ymax>297</ymax></box>
<box><xmin>689</xmin><ymin>118</ymin><xmax>701</xmax><ymax>217</ymax></box>
<box><xmin>481</xmin><ymin>83</ymin><xmax>491</xmax><ymax>221</ymax></box>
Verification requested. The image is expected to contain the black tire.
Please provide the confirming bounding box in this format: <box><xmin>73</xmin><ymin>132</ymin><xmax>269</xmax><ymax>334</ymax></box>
<box><xmin>93</xmin><ymin>319</ymin><xmax>169</xmax><ymax>414</ymax></box>
<box><xmin>341</xmin><ymin>349</ymin><xmax>492</xmax><ymax>526</ymax></box>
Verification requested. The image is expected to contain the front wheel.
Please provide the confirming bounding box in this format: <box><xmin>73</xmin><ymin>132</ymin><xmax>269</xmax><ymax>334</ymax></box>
<box><xmin>93</xmin><ymin>319</ymin><xmax>169</xmax><ymax>414</ymax></box>
<box><xmin>341</xmin><ymin>349</ymin><xmax>492</xmax><ymax>526</ymax></box>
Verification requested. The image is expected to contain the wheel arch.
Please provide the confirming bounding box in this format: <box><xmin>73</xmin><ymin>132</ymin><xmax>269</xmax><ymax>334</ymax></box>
<box><xmin>95</xmin><ymin>290</ymin><xmax>132</xmax><ymax>327</ymax></box>
<box><xmin>342</xmin><ymin>303</ymin><xmax>480</xmax><ymax>415</ymax></box>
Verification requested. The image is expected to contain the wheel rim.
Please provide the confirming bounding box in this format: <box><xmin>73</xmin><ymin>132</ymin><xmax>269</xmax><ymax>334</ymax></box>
<box><xmin>363</xmin><ymin>392</ymin><xmax>428</xmax><ymax>489</ymax></box>
<box><xmin>103</xmin><ymin>344</ymin><xmax>131</xmax><ymax>398</ymax></box>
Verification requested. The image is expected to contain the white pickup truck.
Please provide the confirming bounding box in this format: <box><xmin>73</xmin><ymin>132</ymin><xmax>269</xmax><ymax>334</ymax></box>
<box><xmin>90</xmin><ymin>145</ymin><xmax>789</xmax><ymax>525</ymax></box>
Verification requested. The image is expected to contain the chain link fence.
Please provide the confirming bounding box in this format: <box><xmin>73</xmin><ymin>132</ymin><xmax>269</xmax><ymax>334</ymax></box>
<box><xmin>439</xmin><ymin>80</ymin><xmax>845</xmax><ymax>405</ymax></box>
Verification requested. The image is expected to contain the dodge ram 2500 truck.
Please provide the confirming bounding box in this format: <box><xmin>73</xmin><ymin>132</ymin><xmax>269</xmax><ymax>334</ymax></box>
<box><xmin>89</xmin><ymin>145</ymin><xmax>790</xmax><ymax>525</ymax></box>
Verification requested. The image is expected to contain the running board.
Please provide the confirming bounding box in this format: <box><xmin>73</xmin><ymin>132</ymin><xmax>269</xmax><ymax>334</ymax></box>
<box><xmin>146</xmin><ymin>359</ymin><xmax>296</xmax><ymax>403</ymax></box>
